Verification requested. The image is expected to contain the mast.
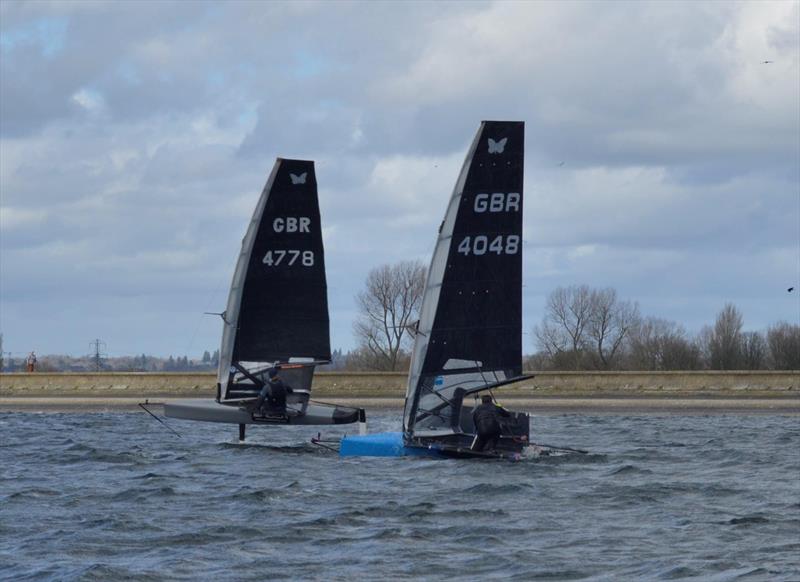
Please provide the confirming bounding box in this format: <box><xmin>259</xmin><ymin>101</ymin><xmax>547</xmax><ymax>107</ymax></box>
<box><xmin>403</xmin><ymin>121</ymin><xmax>525</xmax><ymax>436</ymax></box>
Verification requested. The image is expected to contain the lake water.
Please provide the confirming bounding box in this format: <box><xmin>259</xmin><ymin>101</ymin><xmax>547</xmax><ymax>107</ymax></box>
<box><xmin>1</xmin><ymin>410</ymin><xmax>798</xmax><ymax>581</ymax></box>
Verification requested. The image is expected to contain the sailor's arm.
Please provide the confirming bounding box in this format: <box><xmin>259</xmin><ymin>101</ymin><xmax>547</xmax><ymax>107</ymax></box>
<box><xmin>495</xmin><ymin>403</ymin><xmax>511</xmax><ymax>417</ymax></box>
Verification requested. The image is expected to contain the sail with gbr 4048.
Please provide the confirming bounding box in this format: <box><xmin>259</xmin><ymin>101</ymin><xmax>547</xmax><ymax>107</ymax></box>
<box><xmin>340</xmin><ymin>121</ymin><xmax>532</xmax><ymax>459</ymax></box>
<box><xmin>164</xmin><ymin>159</ymin><xmax>363</xmax><ymax>439</ymax></box>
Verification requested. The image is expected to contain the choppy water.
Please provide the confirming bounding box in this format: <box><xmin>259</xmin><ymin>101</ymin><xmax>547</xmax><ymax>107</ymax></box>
<box><xmin>1</xmin><ymin>410</ymin><xmax>798</xmax><ymax>581</ymax></box>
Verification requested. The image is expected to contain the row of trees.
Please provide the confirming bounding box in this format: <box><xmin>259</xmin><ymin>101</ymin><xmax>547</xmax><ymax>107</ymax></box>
<box><xmin>347</xmin><ymin>263</ymin><xmax>798</xmax><ymax>372</ymax></box>
<box><xmin>532</xmin><ymin>285</ymin><xmax>799</xmax><ymax>371</ymax></box>
<box><xmin>3</xmin><ymin>262</ymin><xmax>796</xmax><ymax>373</ymax></box>
<box><xmin>1</xmin><ymin>351</ymin><xmax>221</xmax><ymax>373</ymax></box>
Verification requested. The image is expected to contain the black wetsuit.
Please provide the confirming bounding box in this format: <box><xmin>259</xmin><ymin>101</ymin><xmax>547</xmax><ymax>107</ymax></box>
<box><xmin>471</xmin><ymin>402</ymin><xmax>511</xmax><ymax>452</ymax></box>
<box><xmin>255</xmin><ymin>377</ymin><xmax>293</xmax><ymax>415</ymax></box>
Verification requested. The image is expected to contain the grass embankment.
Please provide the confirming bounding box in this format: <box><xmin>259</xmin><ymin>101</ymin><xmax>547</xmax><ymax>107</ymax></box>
<box><xmin>1</xmin><ymin>371</ymin><xmax>797</xmax><ymax>413</ymax></box>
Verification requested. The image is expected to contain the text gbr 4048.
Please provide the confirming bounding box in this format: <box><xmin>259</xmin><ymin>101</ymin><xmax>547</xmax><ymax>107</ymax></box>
<box><xmin>457</xmin><ymin>191</ymin><xmax>520</xmax><ymax>257</ymax></box>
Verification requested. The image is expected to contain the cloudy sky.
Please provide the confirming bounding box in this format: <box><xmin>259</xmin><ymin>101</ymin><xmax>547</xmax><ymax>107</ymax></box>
<box><xmin>1</xmin><ymin>0</ymin><xmax>798</xmax><ymax>359</ymax></box>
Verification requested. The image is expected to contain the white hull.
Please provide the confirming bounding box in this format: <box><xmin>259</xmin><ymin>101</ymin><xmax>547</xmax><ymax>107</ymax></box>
<box><xmin>164</xmin><ymin>398</ymin><xmax>361</xmax><ymax>426</ymax></box>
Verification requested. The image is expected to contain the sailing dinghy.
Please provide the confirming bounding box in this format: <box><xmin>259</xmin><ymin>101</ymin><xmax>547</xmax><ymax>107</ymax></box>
<box><xmin>340</xmin><ymin>121</ymin><xmax>531</xmax><ymax>459</ymax></box>
<box><xmin>164</xmin><ymin>159</ymin><xmax>363</xmax><ymax>439</ymax></box>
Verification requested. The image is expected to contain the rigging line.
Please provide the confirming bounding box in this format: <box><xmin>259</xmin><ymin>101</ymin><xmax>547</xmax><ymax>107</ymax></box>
<box><xmin>310</xmin><ymin>433</ymin><xmax>341</xmax><ymax>453</ymax></box>
<box><xmin>416</xmin><ymin>406</ymin><xmax>452</xmax><ymax>419</ymax></box>
<box><xmin>430</xmin><ymin>389</ymin><xmax>457</xmax><ymax>408</ymax></box>
<box><xmin>310</xmin><ymin>438</ymin><xmax>339</xmax><ymax>453</ymax></box>
<box><xmin>138</xmin><ymin>402</ymin><xmax>182</xmax><ymax>438</ymax></box>
<box><xmin>475</xmin><ymin>362</ymin><xmax>490</xmax><ymax>389</ymax></box>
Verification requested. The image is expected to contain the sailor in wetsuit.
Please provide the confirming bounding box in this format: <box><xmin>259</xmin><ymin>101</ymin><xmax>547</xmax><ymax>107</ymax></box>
<box><xmin>254</xmin><ymin>366</ymin><xmax>293</xmax><ymax>416</ymax></box>
<box><xmin>471</xmin><ymin>394</ymin><xmax>511</xmax><ymax>452</ymax></box>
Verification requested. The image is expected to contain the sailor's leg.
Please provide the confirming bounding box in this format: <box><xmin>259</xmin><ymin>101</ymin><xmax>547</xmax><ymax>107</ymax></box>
<box><xmin>253</xmin><ymin>385</ymin><xmax>269</xmax><ymax>412</ymax></box>
<box><xmin>472</xmin><ymin>434</ymin><xmax>487</xmax><ymax>452</ymax></box>
<box><xmin>358</xmin><ymin>409</ymin><xmax>368</xmax><ymax>435</ymax></box>
<box><xmin>239</xmin><ymin>423</ymin><xmax>246</xmax><ymax>442</ymax></box>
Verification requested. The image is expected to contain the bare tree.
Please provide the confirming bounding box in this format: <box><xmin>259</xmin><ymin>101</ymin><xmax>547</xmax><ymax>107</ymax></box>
<box><xmin>628</xmin><ymin>316</ymin><xmax>664</xmax><ymax>370</ymax></box>
<box><xmin>629</xmin><ymin>317</ymin><xmax>674</xmax><ymax>370</ymax></box>
<box><xmin>534</xmin><ymin>285</ymin><xmax>593</xmax><ymax>369</ymax></box>
<box><xmin>660</xmin><ymin>334</ymin><xmax>702</xmax><ymax>370</ymax></box>
<box><xmin>629</xmin><ymin>317</ymin><xmax>700</xmax><ymax>370</ymax></box>
<box><xmin>767</xmin><ymin>322</ymin><xmax>800</xmax><ymax>369</ymax></box>
<box><xmin>586</xmin><ymin>288</ymin><xmax>640</xmax><ymax>369</ymax></box>
<box><xmin>702</xmin><ymin>303</ymin><xmax>744</xmax><ymax>369</ymax></box>
<box><xmin>525</xmin><ymin>352</ymin><xmax>552</xmax><ymax>371</ymax></box>
<box><xmin>741</xmin><ymin>331</ymin><xmax>767</xmax><ymax>370</ymax></box>
<box><xmin>343</xmin><ymin>346</ymin><xmax>413</xmax><ymax>372</ymax></box>
<box><xmin>535</xmin><ymin>285</ymin><xmax>640</xmax><ymax>370</ymax></box>
<box><xmin>353</xmin><ymin>260</ymin><xmax>426</xmax><ymax>371</ymax></box>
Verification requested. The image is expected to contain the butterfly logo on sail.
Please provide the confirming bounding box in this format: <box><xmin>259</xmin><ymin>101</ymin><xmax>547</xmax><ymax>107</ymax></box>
<box><xmin>487</xmin><ymin>137</ymin><xmax>507</xmax><ymax>154</ymax></box>
<box><xmin>290</xmin><ymin>172</ymin><xmax>307</xmax><ymax>185</ymax></box>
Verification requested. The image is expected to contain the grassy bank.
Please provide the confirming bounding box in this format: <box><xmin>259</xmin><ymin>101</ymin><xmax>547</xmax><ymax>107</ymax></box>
<box><xmin>1</xmin><ymin>371</ymin><xmax>798</xmax><ymax>414</ymax></box>
<box><xmin>1</xmin><ymin>371</ymin><xmax>797</xmax><ymax>399</ymax></box>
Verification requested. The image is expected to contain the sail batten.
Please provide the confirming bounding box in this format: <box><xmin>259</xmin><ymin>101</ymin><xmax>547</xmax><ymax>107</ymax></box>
<box><xmin>403</xmin><ymin>121</ymin><xmax>525</xmax><ymax>436</ymax></box>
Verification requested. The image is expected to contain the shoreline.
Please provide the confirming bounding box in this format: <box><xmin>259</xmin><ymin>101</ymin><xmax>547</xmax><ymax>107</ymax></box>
<box><xmin>2</xmin><ymin>395</ymin><xmax>798</xmax><ymax>415</ymax></box>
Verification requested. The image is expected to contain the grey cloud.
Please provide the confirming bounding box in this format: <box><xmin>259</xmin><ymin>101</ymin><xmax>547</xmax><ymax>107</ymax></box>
<box><xmin>1</xmin><ymin>1</ymin><xmax>797</xmax><ymax>356</ymax></box>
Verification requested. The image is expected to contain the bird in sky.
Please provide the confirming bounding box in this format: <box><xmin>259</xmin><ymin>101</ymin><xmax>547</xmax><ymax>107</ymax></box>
<box><xmin>763</xmin><ymin>60</ymin><xmax>774</xmax><ymax>64</ymax></box>
<box><xmin>557</xmin><ymin>161</ymin><xmax>565</xmax><ymax>167</ymax></box>
<box><xmin>789</xmin><ymin>287</ymin><xmax>795</xmax><ymax>292</ymax></box>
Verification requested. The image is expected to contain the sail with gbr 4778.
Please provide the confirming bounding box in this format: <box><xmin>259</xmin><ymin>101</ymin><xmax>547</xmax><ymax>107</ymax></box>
<box><xmin>164</xmin><ymin>159</ymin><xmax>362</xmax><ymax>430</ymax></box>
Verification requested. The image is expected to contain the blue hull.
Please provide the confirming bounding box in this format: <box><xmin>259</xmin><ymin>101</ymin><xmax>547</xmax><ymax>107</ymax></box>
<box><xmin>340</xmin><ymin>431</ymin><xmax>531</xmax><ymax>460</ymax></box>
<box><xmin>339</xmin><ymin>432</ymin><xmax>441</xmax><ymax>458</ymax></box>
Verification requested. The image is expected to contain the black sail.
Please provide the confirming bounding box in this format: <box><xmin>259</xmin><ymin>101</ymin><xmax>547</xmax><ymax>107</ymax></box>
<box><xmin>218</xmin><ymin>159</ymin><xmax>330</xmax><ymax>401</ymax></box>
<box><xmin>403</xmin><ymin>121</ymin><xmax>525</xmax><ymax>435</ymax></box>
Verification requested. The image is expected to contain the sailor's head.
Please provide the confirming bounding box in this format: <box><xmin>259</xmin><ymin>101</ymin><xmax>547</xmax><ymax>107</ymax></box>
<box><xmin>268</xmin><ymin>366</ymin><xmax>280</xmax><ymax>379</ymax></box>
<box><xmin>481</xmin><ymin>395</ymin><xmax>493</xmax><ymax>404</ymax></box>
